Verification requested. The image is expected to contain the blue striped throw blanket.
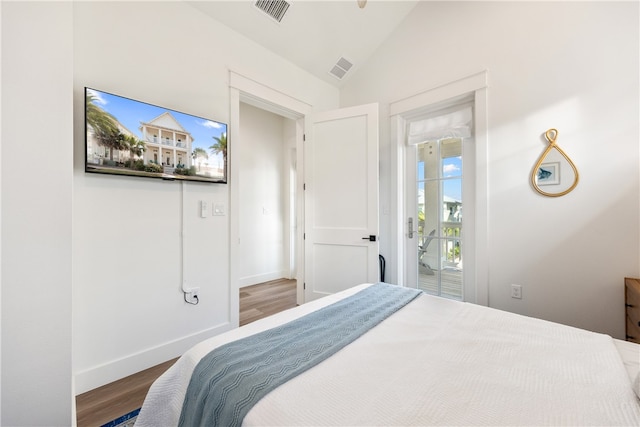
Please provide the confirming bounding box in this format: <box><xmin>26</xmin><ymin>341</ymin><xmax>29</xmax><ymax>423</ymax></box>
<box><xmin>178</xmin><ymin>282</ymin><xmax>423</xmax><ymax>427</ymax></box>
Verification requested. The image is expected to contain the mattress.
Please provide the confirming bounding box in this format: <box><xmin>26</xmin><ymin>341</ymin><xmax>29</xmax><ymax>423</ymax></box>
<box><xmin>136</xmin><ymin>284</ymin><xmax>640</xmax><ymax>426</ymax></box>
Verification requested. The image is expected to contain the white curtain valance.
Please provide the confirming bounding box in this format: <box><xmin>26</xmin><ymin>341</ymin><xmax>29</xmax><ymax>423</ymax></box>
<box><xmin>407</xmin><ymin>105</ymin><xmax>473</xmax><ymax>145</ymax></box>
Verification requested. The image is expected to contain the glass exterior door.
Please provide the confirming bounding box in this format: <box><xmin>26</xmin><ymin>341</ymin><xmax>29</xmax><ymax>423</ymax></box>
<box><xmin>416</xmin><ymin>138</ymin><xmax>463</xmax><ymax>300</ymax></box>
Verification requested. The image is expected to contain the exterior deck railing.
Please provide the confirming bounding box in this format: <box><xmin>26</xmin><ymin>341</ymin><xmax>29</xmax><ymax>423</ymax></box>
<box><xmin>418</xmin><ymin>221</ymin><xmax>462</xmax><ymax>300</ymax></box>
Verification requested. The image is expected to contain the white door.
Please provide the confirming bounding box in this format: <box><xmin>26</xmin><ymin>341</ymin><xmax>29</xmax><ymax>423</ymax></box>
<box><xmin>304</xmin><ymin>103</ymin><xmax>379</xmax><ymax>302</ymax></box>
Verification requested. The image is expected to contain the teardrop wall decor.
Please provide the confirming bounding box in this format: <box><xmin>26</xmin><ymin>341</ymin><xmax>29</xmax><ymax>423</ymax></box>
<box><xmin>531</xmin><ymin>128</ymin><xmax>579</xmax><ymax>197</ymax></box>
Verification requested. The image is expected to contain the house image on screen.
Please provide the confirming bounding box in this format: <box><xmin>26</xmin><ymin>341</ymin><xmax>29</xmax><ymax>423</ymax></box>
<box><xmin>140</xmin><ymin>112</ymin><xmax>193</xmax><ymax>172</ymax></box>
<box><xmin>86</xmin><ymin>120</ymin><xmax>138</xmax><ymax>165</ymax></box>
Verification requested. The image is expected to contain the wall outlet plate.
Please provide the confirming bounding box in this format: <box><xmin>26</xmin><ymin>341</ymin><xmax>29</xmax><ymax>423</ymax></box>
<box><xmin>511</xmin><ymin>284</ymin><xmax>522</xmax><ymax>299</ymax></box>
<box><xmin>185</xmin><ymin>287</ymin><xmax>200</xmax><ymax>304</ymax></box>
<box><xmin>213</xmin><ymin>203</ymin><xmax>225</xmax><ymax>216</ymax></box>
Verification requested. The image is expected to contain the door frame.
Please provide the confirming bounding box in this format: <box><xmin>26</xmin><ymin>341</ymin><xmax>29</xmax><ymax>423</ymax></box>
<box><xmin>389</xmin><ymin>71</ymin><xmax>489</xmax><ymax>305</ymax></box>
<box><xmin>229</xmin><ymin>71</ymin><xmax>312</xmax><ymax>327</ymax></box>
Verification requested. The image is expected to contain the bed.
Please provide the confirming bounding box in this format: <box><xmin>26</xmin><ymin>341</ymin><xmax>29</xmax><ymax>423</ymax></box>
<box><xmin>136</xmin><ymin>283</ymin><xmax>640</xmax><ymax>426</ymax></box>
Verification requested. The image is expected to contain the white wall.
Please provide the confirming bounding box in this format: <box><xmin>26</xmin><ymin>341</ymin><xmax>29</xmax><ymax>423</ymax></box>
<box><xmin>238</xmin><ymin>103</ymin><xmax>290</xmax><ymax>287</ymax></box>
<box><xmin>1</xmin><ymin>2</ymin><xmax>3</xmax><ymax>423</ymax></box>
<box><xmin>72</xmin><ymin>1</ymin><xmax>338</xmax><ymax>394</ymax></box>
<box><xmin>341</xmin><ymin>1</ymin><xmax>640</xmax><ymax>338</ymax></box>
<box><xmin>1</xmin><ymin>2</ymin><xmax>74</xmax><ymax>425</ymax></box>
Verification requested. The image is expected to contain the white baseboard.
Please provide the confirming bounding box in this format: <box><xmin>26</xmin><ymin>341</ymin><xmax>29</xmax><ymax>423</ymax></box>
<box><xmin>239</xmin><ymin>270</ymin><xmax>287</xmax><ymax>288</ymax></box>
<box><xmin>73</xmin><ymin>322</ymin><xmax>234</xmax><ymax>395</ymax></box>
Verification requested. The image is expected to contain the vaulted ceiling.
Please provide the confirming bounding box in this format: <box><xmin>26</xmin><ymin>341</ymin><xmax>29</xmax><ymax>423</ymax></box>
<box><xmin>186</xmin><ymin>1</ymin><xmax>419</xmax><ymax>87</ymax></box>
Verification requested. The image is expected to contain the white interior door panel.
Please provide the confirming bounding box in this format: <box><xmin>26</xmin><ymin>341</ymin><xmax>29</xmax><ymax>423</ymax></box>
<box><xmin>304</xmin><ymin>103</ymin><xmax>379</xmax><ymax>302</ymax></box>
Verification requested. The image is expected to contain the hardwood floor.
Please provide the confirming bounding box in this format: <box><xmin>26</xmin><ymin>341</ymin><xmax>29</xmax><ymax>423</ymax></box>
<box><xmin>239</xmin><ymin>278</ymin><xmax>298</xmax><ymax>326</ymax></box>
<box><xmin>75</xmin><ymin>278</ymin><xmax>296</xmax><ymax>426</ymax></box>
<box><xmin>75</xmin><ymin>358</ymin><xmax>177</xmax><ymax>427</ymax></box>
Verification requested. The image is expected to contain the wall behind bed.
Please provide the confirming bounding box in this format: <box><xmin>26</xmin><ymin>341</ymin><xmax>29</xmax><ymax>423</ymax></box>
<box><xmin>72</xmin><ymin>2</ymin><xmax>338</xmax><ymax>394</ymax></box>
<box><xmin>341</xmin><ymin>1</ymin><xmax>640</xmax><ymax>339</ymax></box>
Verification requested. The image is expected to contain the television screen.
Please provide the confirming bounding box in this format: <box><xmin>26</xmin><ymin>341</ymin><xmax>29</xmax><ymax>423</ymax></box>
<box><xmin>85</xmin><ymin>87</ymin><xmax>227</xmax><ymax>184</ymax></box>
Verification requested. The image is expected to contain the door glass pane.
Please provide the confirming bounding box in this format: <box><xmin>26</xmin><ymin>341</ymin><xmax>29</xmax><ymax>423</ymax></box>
<box><xmin>441</xmin><ymin>138</ymin><xmax>462</xmax><ymax>177</ymax></box>
<box><xmin>417</xmin><ymin>138</ymin><xmax>463</xmax><ymax>300</ymax></box>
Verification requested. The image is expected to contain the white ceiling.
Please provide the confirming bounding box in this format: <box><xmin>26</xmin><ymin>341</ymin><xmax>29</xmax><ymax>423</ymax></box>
<box><xmin>186</xmin><ymin>0</ymin><xmax>419</xmax><ymax>87</ymax></box>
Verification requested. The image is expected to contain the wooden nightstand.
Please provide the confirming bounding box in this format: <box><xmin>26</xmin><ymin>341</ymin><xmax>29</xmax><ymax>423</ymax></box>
<box><xmin>625</xmin><ymin>277</ymin><xmax>640</xmax><ymax>343</ymax></box>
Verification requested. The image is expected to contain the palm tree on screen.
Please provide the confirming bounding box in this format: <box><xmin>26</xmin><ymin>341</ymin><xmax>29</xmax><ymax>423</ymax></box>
<box><xmin>125</xmin><ymin>135</ymin><xmax>146</xmax><ymax>167</ymax></box>
<box><xmin>192</xmin><ymin>147</ymin><xmax>208</xmax><ymax>171</ymax></box>
<box><xmin>86</xmin><ymin>93</ymin><xmax>118</xmax><ymax>140</ymax></box>
<box><xmin>87</xmin><ymin>92</ymin><xmax>125</xmax><ymax>160</ymax></box>
<box><xmin>101</xmin><ymin>131</ymin><xmax>129</xmax><ymax>161</ymax></box>
<box><xmin>209</xmin><ymin>133</ymin><xmax>227</xmax><ymax>179</ymax></box>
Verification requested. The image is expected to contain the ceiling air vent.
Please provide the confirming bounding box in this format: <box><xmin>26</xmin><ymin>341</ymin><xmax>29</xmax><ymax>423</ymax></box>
<box><xmin>329</xmin><ymin>56</ymin><xmax>354</xmax><ymax>80</ymax></box>
<box><xmin>254</xmin><ymin>0</ymin><xmax>290</xmax><ymax>23</ymax></box>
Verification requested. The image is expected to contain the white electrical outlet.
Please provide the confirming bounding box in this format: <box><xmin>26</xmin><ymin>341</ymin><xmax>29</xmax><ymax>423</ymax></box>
<box><xmin>511</xmin><ymin>284</ymin><xmax>522</xmax><ymax>299</ymax></box>
<box><xmin>200</xmin><ymin>201</ymin><xmax>208</xmax><ymax>218</ymax></box>
<box><xmin>185</xmin><ymin>287</ymin><xmax>200</xmax><ymax>304</ymax></box>
<box><xmin>213</xmin><ymin>203</ymin><xmax>225</xmax><ymax>216</ymax></box>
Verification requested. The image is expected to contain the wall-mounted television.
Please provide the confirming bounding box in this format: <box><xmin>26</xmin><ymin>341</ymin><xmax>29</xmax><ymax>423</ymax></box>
<box><xmin>85</xmin><ymin>87</ymin><xmax>227</xmax><ymax>184</ymax></box>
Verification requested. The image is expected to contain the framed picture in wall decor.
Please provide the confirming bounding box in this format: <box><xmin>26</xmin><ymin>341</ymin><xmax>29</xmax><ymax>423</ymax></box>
<box><xmin>536</xmin><ymin>162</ymin><xmax>560</xmax><ymax>186</ymax></box>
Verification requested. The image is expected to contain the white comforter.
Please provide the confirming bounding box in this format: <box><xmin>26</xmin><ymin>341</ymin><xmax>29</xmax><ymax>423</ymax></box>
<box><xmin>136</xmin><ymin>284</ymin><xmax>640</xmax><ymax>426</ymax></box>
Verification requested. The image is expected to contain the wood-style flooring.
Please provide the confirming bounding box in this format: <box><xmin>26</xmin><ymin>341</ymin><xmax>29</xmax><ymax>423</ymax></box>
<box><xmin>75</xmin><ymin>358</ymin><xmax>177</xmax><ymax>427</ymax></box>
<box><xmin>239</xmin><ymin>277</ymin><xmax>298</xmax><ymax>326</ymax></box>
<box><xmin>75</xmin><ymin>278</ymin><xmax>297</xmax><ymax>426</ymax></box>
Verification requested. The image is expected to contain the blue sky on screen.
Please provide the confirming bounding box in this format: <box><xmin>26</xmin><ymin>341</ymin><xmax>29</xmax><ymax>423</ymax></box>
<box><xmin>87</xmin><ymin>88</ymin><xmax>227</xmax><ymax>161</ymax></box>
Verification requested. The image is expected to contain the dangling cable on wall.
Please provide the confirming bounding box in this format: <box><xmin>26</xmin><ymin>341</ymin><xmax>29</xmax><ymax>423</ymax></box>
<box><xmin>181</xmin><ymin>181</ymin><xmax>199</xmax><ymax>305</ymax></box>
